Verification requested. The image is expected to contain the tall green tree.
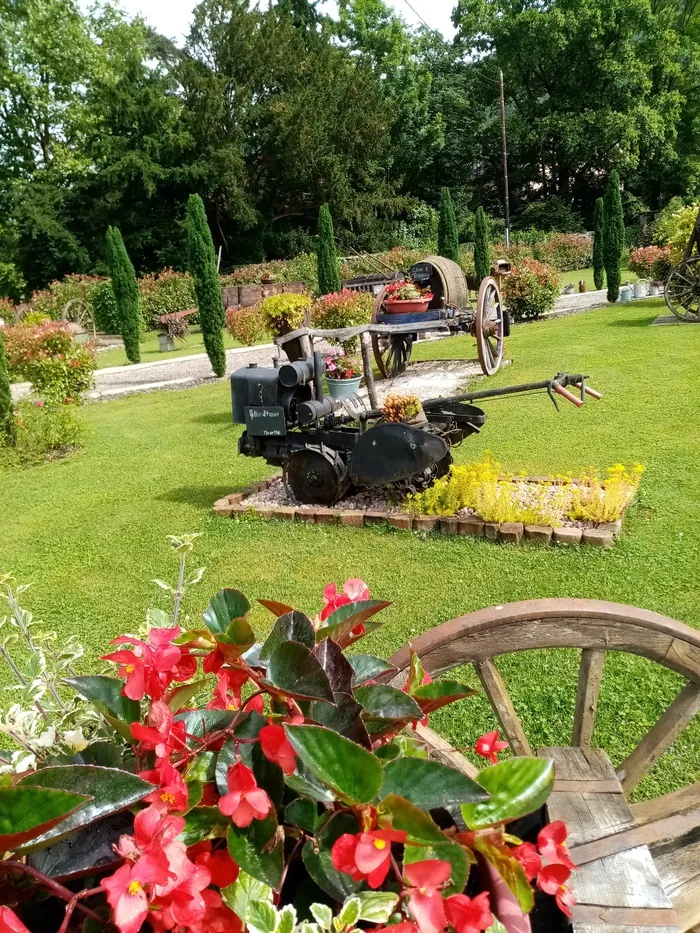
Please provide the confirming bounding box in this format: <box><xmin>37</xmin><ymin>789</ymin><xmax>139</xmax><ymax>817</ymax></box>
<box><xmin>473</xmin><ymin>207</ymin><xmax>490</xmax><ymax>285</ymax></box>
<box><xmin>187</xmin><ymin>194</ymin><xmax>226</xmax><ymax>377</ymax></box>
<box><xmin>106</xmin><ymin>226</ymin><xmax>141</xmax><ymax>364</ymax></box>
<box><xmin>603</xmin><ymin>172</ymin><xmax>624</xmax><ymax>302</ymax></box>
<box><xmin>593</xmin><ymin>197</ymin><xmax>605</xmax><ymax>290</ymax></box>
<box><xmin>0</xmin><ymin>333</ymin><xmax>14</xmax><ymax>445</ymax></box>
<box><xmin>317</xmin><ymin>204</ymin><xmax>341</xmax><ymax>295</ymax></box>
<box><xmin>438</xmin><ymin>187</ymin><xmax>460</xmax><ymax>262</ymax></box>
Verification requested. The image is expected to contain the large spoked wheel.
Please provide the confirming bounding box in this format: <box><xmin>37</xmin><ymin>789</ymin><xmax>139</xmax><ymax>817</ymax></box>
<box><xmin>474</xmin><ymin>276</ymin><xmax>504</xmax><ymax>375</ymax></box>
<box><xmin>371</xmin><ymin>287</ymin><xmax>413</xmax><ymax>379</ymax></box>
<box><xmin>62</xmin><ymin>298</ymin><xmax>96</xmax><ymax>339</ymax></box>
<box><xmin>665</xmin><ymin>256</ymin><xmax>700</xmax><ymax>321</ymax></box>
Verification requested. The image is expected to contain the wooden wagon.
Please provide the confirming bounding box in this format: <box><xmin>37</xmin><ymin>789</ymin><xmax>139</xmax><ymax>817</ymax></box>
<box><xmin>665</xmin><ymin>204</ymin><xmax>700</xmax><ymax>322</ymax></box>
<box><xmin>384</xmin><ymin>599</ymin><xmax>700</xmax><ymax>932</ymax></box>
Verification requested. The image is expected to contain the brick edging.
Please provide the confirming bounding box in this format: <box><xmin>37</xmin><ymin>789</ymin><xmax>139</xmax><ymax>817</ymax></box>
<box><xmin>212</xmin><ymin>479</ymin><xmax>624</xmax><ymax>548</ymax></box>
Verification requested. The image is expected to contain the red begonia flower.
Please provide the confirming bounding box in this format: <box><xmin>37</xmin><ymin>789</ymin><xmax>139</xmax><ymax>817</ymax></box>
<box><xmin>100</xmin><ymin>862</ymin><xmax>153</xmax><ymax>933</ymax></box>
<box><xmin>538</xmin><ymin>863</ymin><xmax>575</xmax><ymax>918</ymax></box>
<box><xmin>156</xmin><ymin>862</ymin><xmax>211</xmax><ymax>928</ymax></box>
<box><xmin>354</xmin><ymin>829</ymin><xmax>407</xmax><ymax>888</ymax></box>
<box><xmin>144</xmin><ymin>760</ymin><xmax>188</xmax><ymax>811</ymax></box>
<box><xmin>131</xmin><ymin>701</ymin><xmax>187</xmax><ymax>758</ymax></box>
<box><xmin>246</xmin><ymin>694</ymin><xmax>265</xmax><ymax>714</ymax></box>
<box><xmin>537</xmin><ymin>820</ymin><xmax>576</xmax><ymax>870</ymax></box>
<box><xmin>444</xmin><ymin>892</ymin><xmax>493</xmax><ymax>933</ymax></box>
<box><xmin>331</xmin><ymin>833</ymin><xmax>364</xmax><ymax>881</ymax></box>
<box><xmin>511</xmin><ymin>841</ymin><xmax>542</xmax><ymax>881</ymax></box>
<box><xmin>474</xmin><ymin>730</ymin><xmax>508</xmax><ymax>764</ymax></box>
<box><xmin>219</xmin><ymin>762</ymin><xmax>272</xmax><ymax>827</ymax></box>
<box><xmin>194</xmin><ymin>847</ymin><xmax>240</xmax><ymax>888</ymax></box>
<box><xmin>320</xmin><ymin>578</ymin><xmax>370</xmax><ymax>622</ymax></box>
<box><xmin>0</xmin><ymin>909</ymin><xmax>31</xmax><ymax>933</ymax></box>
<box><xmin>259</xmin><ymin>723</ymin><xmax>297</xmax><ymax>775</ymax></box>
<box><xmin>208</xmin><ymin>670</ymin><xmax>250</xmax><ymax>710</ymax></box>
<box><xmin>404</xmin><ymin>859</ymin><xmax>452</xmax><ymax>933</ymax></box>
<box><xmin>203</xmin><ymin>647</ymin><xmax>225</xmax><ymax>675</ymax></box>
<box><xmin>101</xmin><ymin>649</ymin><xmax>148</xmax><ymax>701</ymax></box>
<box><xmin>373</xmin><ymin>925</ymin><xmax>418</xmax><ymax>933</ymax></box>
<box><xmin>189</xmin><ymin>890</ymin><xmax>243</xmax><ymax>933</ymax></box>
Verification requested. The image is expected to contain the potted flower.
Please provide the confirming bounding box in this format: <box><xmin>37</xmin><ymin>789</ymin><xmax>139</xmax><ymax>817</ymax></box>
<box><xmin>383</xmin><ymin>280</ymin><xmax>434</xmax><ymax>314</ymax></box>
<box><xmin>324</xmin><ymin>350</ymin><xmax>363</xmax><ymax>399</ymax></box>
<box><xmin>384</xmin><ymin>392</ymin><xmax>427</xmax><ymax>425</ymax></box>
<box><xmin>156</xmin><ymin>309</ymin><xmax>193</xmax><ymax>351</ymax></box>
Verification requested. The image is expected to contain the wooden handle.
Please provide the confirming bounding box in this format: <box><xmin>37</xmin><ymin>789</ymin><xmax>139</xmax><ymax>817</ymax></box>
<box><xmin>575</xmin><ymin>382</ymin><xmax>603</xmax><ymax>400</ymax></box>
<box><xmin>554</xmin><ymin>384</ymin><xmax>585</xmax><ymax>407</ymax></box>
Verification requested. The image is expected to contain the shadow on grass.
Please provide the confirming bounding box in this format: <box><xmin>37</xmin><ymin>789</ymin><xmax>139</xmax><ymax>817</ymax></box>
<box><xmin>191</xmin><ymin>411</ymin><xmax>233</xmax><ymax>425</ymax></box>
<box><xmin>159</xmin><ymin>486</ymin><xmax>233</xmax><ymax>509</ymax></box>
<box><xmin>606</xmin><ymin>316</ymin><xmax>660</xmax><ymax>328</ymax></box>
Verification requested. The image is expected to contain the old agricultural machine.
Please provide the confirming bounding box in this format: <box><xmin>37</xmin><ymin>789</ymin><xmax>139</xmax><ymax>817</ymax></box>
<box><xmin>231</xmin><ymin>350</ymin><xmax>602</xmax><ymax>505</ymax></box>
<box><xmin>665</xmin><ymin>203</ymin><xmax>700</xmax><ymax>321</ymax></box>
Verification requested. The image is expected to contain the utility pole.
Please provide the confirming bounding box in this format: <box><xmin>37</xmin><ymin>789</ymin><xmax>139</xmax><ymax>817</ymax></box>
<box><xmin>499</xmin><ymin>69</ymin><xmax>511</xmax><ymax>247</ymax></box>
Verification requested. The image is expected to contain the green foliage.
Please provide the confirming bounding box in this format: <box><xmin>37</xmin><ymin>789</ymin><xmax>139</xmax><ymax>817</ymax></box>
<box><xmin>628</xmin><ymin>245</ymin><xmax>673</xmax><ymax>282</ymax></box>
<box><xmin>653</xmin><ymin>200</ymin><xmax>700</xmax><ymax>263</ymax></box>
<box><xmin>29</xmin><ymin>275</ymin><xmax>104</xmax><ymax>322</ymax></box>
<box><xmin>317</xmin><ymin>204</ymin><xmax>341</xmax><ymax>295</ymax></box>
<box><xmin>516</xmin><ymin>198</ymin><xmax>584</xmax><ymax>234</ymax></box>
<box><xmin>603</xmin><ymin>171</ymin><xmax>625</xmax><ymax>303</ymax></box>
<box><xmin>106</xmin><ymin>227</ymin><xmax>141</xmax><ymax>363</ymax></box>
<box><xmin>91</xmin><ymin>280</ymin><xmax>120</xmax><ymax>334</ymax></box>
<box><xmin>0</xmin><ymin>396</ymin><xmax>83</xmax><ymax>466</ymax></box>
<box><xmin>593</xmin><ymin>197</ymin><xmax>605</xmax><ymax>291</ymax></box>
<box><xmin>138</xmin><ymin>269</ymin><xmax>197</xmax><ymax>329</ymax></box>
<box><xmin>504</xmin><ymin>258</ymin><xmax>560</xmax><ymax>321</ymax></box>
<box><xmin>438</xmin><ymin>187</ymin><xmax>460</xmax><ymax>263</ymax></box>
<box><xmin>225</xmin><ymin>306</ymin><xmax>270</xmax><ymax>346</ymax></box>
<box><xmin>473</xmin><ymin>207</ymin><xmax>490</xmax><ymax>285</ymax></box>
<box><xmin>0</xmin><ymin>263</ymin><xmax>26</xmax><ymax>303</ymax></box>
<box><xmin>0</xmin><ymin>334</ymin><xmax>14</xmax><ymax>445</ymax></box>
<box><xmin>3</xmin><ymin>320</ymin><xmax>96</xmax><ymax>400</ymax></box>
<box><xmin>258</xmin><ymin>294</ymin><xmax>312</xmax><ymax>336</ymax></box>
<box><xmin>187</xmin><ymin>194</ymin><xmax>226</xmax><ymax>378</ymax></box>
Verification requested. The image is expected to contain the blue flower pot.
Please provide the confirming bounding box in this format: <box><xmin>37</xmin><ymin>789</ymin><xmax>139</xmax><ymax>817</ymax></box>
<box><xmin>325</xmin><ymin>376</ymin><xmax>362</xmax><ymax>399</ymax></box>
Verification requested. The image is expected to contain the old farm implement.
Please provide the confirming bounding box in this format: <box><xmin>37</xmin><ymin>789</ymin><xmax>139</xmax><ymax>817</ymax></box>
<box><xmin>230</xmin><ymin>350</ymin><xmax>601</xmax><ymax>505</ymax></box>
<box><xmin>665</xmin><ymin>203</ymin><xmax>700</xmax><ymax>321</ymax></box>
<box><xmin>342</xmin><ymin>255</ymin><xmax>510</xmax><ymax>378</ymax></box>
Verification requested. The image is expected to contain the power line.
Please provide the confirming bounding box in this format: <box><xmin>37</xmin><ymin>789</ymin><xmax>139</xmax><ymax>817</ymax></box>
<box><xmin>395</xmin><ymin>0</ymin><xmax>440</xmax><ymax>33</ymax></box>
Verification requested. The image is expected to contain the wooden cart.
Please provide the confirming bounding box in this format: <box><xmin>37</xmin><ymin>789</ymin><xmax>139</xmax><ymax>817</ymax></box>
<box><xmin>665</xmin><ymin>204</ymin><xmax>700</xmax><ymax>321</ymax></box>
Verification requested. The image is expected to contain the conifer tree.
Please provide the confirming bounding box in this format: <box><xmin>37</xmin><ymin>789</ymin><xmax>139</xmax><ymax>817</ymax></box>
<box><xmin>593</xmin><ymin>197</ymin><xmax>605</xmax><ymax>291</ymax></box>
<box><xmin>603</xmin><ymin>171</ymin><xmax>624</xmax><ymax>303</ymax></box>
<box><xmin>473</xmin><ymin>207</ymin><xmax>490</xmax><ymax>285</ymax></box>
<box><xmin>317</xmin><ymin>204</ymin><xmax>341</xmax><ymax>295</ymax></box>
<box><xmin>438</xmin><ymin>187</ymin><xmax>460</xmax><ymax>263</ymax></box>
<box><xmin>105</xmin><ymin>226</ymin><xmax>141</xmax><ymax>364</ymax></box>
<box><xmin>0</xmin><ymin>333</ymin><xmax>15</xmax><ymax>445</ymax></box>
<box><xmin>187</xmin><ymin>194</ymin><xmax>226</xmax><ymax>378</ymax></box>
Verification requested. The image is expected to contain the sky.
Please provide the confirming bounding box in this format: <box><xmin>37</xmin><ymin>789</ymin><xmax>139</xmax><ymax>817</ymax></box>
<box><xmin>107</xmin><ymin>0</ymin><xmax>457</xmax><ymax>44</ymax></box>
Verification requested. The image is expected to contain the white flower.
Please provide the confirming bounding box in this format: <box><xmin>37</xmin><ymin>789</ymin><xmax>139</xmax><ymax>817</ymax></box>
<box><xmin>33</xmin><ymin>726</ymin><xmax>56</xmax><ymax>749</ymax></box>
<box><xmin>62</xmin><ymin>728</ymin><xmax>88</xmax><ymax>752</ymax></box>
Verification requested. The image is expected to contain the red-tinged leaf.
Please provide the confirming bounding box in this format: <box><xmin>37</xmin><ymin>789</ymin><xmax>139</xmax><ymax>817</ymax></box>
<box><xmin>173</xmin><ymin>629</ymin><xmax>215</xmax><ymax>648</ymax></box>
<box><xmin>259</xmin><ymin>610</ymin><xmax>315</xmax><ymax>666</ymax></box>
<box><xmin>204</xmin><ymin>589</ymin><xmax>252</xmax><ymax>636</ymax></box>
<box><xmin>285</xmin><ymin>724</ymin><xmax>383</xmax><ymax>804</ymax></box>
<box><xmin>461</xmin><ymin>758</ymin><xmax>554</xmax><ymax>830</ymax></box>
<box><xmin>413</xmin><ymin>680</ymin><xmax>478</xmax><ymax>715</ymax></box>
<box><xmin>0</xmin><ymin>786</ymin><xmax>90</xmax><ymax>852</ymax></box>
<box><xmin>473</xmin><ymin>833</ymin><xmax>534</xmax><ymax>913</ymax></box>
<box><xmin>315</xmin><ymin>600</ymin><xmax>391</xmax><ymax>646</ymax></box>
<box><xmin>406</xmin><ymin>647</ymin><xmax>426</xmax><ymax>694</ymax></box>
<box><xmin>348</xmin><ymin>655</ymin><xmax>398</xmax><ymax>686</ymax></box>
<box><xmin>266</xmin><ymin>642</ymin><xmax>334</xmax><ymax>703</ymax></box>
<box><xmin>215</xmin><ymin>617</ymin><xmax>256</xmax><ymax>660</ymax></box>
<box><xmin>258</xmin><ymin>599</ymin><xmax>295</xmax><ymax>618</ymax></box>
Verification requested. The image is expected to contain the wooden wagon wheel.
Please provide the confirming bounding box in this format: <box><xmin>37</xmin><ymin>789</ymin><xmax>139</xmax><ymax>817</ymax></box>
<box><xmin>474</xmin><ymin>276</ymin><xmax>504</xmax><ymax>376</ymax></box>
<box><xmin>62</xmin><ymin>298</ymin><xmax>96</xmax><ymax>339</ymax></box>
<box><xmin>370</xmin><ymin>286</ymin><xmax>413</xmax><ymax>379</ymax></box>
<box><xmin>386</xmin><ymin>599</ymin><xmax>700</xmax><ymax>932</ymax></box>
<box><xmin>665</xmin><ymin>256</ymin><xmax>700</xmax><ymax>322</ymax></box>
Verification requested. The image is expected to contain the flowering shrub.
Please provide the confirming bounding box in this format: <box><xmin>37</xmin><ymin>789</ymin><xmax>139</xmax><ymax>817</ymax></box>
<box><xmin>628</xmin><ymin>245</ymin><xmax>672</xmax><ymax>282</ymax></box>
<box><xmin>225</xmin><ymin>306</ymin><xmax>270</xmax><ymax>346</ymax></box>
<box><xmin>653</xmin><ymin>201</ymin><xmax>700</xmax><ymax>263</ymax></box>
<box><xmin>311</xmin><ymin>290</ymin><xmax>374</xmax><ymax>331</ymax></box>
<box><xmin>503</xmin><ymin>259</ymin><xmax>560</xmax><ymax>322</ymax></box>
<box><xmin>406</xmin><ymin>454</ymin><xmax>643</xmax><ymax>525</ymax></box>
<box><xmin>1</xmin><ymin>395</ymin><xmax>84</xmax><ymax>466</ymax></box>
<box><xmin>535</xmin><ymin>234</ymin><xmax>592</xmax><ymax>271</ymax></box>
<box><xmin>258</xmin><ymin>293</ymin><xmax>311</xmax><ymax>336</ymax></box>
<box><xmin>139</xmin><ymin>269</ymin><xmax>197</xmax><ymax>329</ymax></box>
<box><xmin>324</xmin><ymin>350</ymin><xmax>362</xmax><ymax>379</ymax></box>
<box><xmin>0</xmin><ymin>297</ymin><xmax>17</xmax><ymax>322</ymax></box>
<box><xmin>383</xmin><ymin>393</ymin><xmax>423</xmax><ymax>422</ymax></box>
<box><xmin>222</xmin><ymin>253</ymin><xmax>318</xmax><ymax>295</ymax></box>
<box><xmin>3</xmin><ymin>320</ymin><xmax>96</xmax><ymax>400</ymax></box>
<box><xmin>384</xmin><ymin>281</ymin><xmax>433</xmax><ymax>302</ymax></box>
<box><xmin>0</xmin><ymin>539</ymin><xmax>576</xmax><ymax>933</ymax></box>
<box><xmin>29</xmin><ymin>275</ymin><xmax>105</xmax><ymax>321</ymax></box>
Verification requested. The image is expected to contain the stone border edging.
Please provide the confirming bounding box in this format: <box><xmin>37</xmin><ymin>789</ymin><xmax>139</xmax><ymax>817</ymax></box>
<box><xmin>213</xmin><ymin>479</ymin><xmax>623</xmax><ymax>548</ymax></box>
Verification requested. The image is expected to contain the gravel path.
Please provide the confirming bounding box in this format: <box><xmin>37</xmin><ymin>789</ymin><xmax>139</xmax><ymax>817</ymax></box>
<box><xmin>65</xmin><ymin>287</ymin><xmax>617</xmax><ymax>401</ymax></box>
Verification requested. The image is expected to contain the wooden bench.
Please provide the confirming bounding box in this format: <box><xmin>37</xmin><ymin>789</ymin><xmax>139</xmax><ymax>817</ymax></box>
<box><xmin>386</xmin><ymin>599</ymin><xmax>700</xmax><ymax>931</ymax></box>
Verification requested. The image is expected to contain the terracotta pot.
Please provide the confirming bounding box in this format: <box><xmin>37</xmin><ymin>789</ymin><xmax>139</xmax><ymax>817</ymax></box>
<box><xmin>383</xmin><ymin>298</ymin><xmax>431</xmax><ymax>314</ymax></box>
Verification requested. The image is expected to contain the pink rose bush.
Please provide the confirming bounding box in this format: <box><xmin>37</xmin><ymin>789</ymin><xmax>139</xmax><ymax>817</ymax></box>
<box><xmin>0</xmin><ymin>574</ymin><xmax>574</xmax><ymax>933</ymax></box>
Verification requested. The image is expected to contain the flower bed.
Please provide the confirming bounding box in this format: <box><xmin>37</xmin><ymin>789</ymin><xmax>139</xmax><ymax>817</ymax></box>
<box><xmin>0</xmin><ymin>537</ymin><xmax>577</xmax><ymax>933</ymax></box>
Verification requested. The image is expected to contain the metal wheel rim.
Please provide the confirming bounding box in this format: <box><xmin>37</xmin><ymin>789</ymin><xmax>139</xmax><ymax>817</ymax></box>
<box><xmin>370</xmin><ymin>286</ymin><xmax>413</xmax><ymax>378</ymax></box>
<box><xmin>475</xmin><ymin>277</ymin><xmax>504</xmax><ymax>376</ymax></box>
<box><xmin>665</xmin><ymin>256</ymin><xmax>700</xmax><ymax>321</ymax></box>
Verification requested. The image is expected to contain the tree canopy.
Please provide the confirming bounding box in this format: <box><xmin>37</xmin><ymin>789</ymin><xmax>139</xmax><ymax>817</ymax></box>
<box><xmin>1</xmin><ymin>0</ymin><xmax>700</xmax><ymax>291</ymax></box>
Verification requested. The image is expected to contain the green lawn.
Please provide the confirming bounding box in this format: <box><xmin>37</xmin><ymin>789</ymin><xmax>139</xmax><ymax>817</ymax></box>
<box><xmin>2</xmin><ymin>298</ymin><xmax>699</xmax><ymax>798</ymax></box>
<box><xmin>96</xmin><ymin>326</ymin><xmax>252</xmax><ymax>369</ymax></box>
<box><xmin>558</xmin><ymin>265</ymin><xmax>637</xmax><ymax>290</ymax></box>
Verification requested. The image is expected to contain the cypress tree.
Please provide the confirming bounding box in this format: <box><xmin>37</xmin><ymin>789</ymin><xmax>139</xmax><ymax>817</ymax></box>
<box><xmin>438</xmin><ymin>187</ymin><xmax>460</xmax><ymax>263</ymax></box>
<box><xmin>186</xmin><ymin>194</ymin><xmax>226</xmax><ymax>378</ymax></box>
<box><xmin>0</xmin><ymin>333</ymin><xmax>15</xmax><ymax>445</ymax></box>
<box><xmin>106</xmin><ymin>226</ymin><xmax>141</xmax><ymax>364</ymax></box>
<box><xmin>603</xmin><ymin>171</ymin><xmax>624</xmax><ymax>303</ymax></box>
<box><xmin>473</xmin><ymin>207</ymin><xmax>490</xmax><ymax>286</ymax></box>
<box><xmin>592</xmin><ymin>197</ymin><xmax>605</xmax><ymax>291</ymax></box>
<box><xmin>317</xmin><ymin>203</ymin><xmax>341</xmax><ymax>295</ymax></box>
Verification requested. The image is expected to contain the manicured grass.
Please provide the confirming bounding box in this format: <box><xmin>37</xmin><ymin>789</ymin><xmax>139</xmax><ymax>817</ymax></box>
<box><xmin>96</xmin><ymin>326</ymin><xmax>252</xmax><ymax>369</ymax></box>
<box><xmin>558</xmin><ymin>265</ymin><xmax>637</xmax><ymax>290</ymax></box>
<box><xmin>2</xmin><ymin>298</ymin><xmax>699</xmax><ymax>799</ymax></box>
